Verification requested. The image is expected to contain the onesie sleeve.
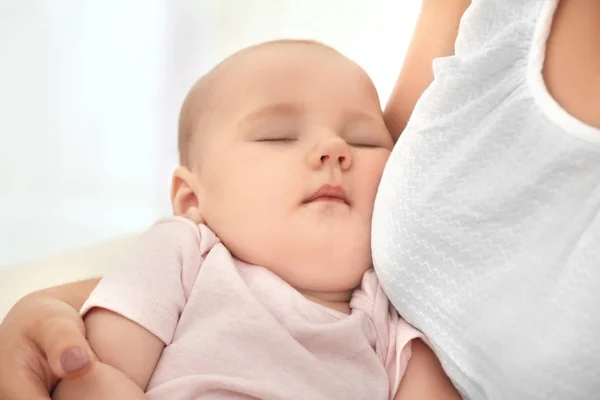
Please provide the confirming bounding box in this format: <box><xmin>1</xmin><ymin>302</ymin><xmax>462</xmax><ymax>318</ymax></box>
<box><xmin>351</xmin><ymin>270</ymin><xmax>425</xmax><ymax>399</ymax></box>
<box><xmin>80</xmin><ymin>216</ymin><xmax>207</xmax><ymax>345</ymax></box>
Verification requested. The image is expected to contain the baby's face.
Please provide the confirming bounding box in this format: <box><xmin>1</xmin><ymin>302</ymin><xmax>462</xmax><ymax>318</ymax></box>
<box><xmin>188</xmin><ymin>43</ymin><xmax>393</xmax><ymax>296</ymax></box>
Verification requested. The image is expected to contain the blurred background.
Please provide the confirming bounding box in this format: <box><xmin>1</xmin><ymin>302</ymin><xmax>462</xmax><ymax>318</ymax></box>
<box><xmin>0</xmin><ymin>0</ymin><xmax>419</xmax><ymax>269</ymax></box>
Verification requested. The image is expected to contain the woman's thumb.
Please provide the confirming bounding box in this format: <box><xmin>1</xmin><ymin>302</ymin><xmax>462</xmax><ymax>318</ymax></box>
<box><xmin>31</xmin><ymin>316</ymin><xmax>96</xmax><ymax>379</ymax></box>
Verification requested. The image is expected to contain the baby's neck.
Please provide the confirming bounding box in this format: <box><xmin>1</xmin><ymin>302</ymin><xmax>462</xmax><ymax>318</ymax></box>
<box><xmin>300</xmin><ymin>290</ymin><xmax>353</xmax><ymax>315</ymax></box>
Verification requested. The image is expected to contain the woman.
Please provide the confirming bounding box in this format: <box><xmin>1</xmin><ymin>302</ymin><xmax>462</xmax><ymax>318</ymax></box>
<box><xmin>376</xmin><ymin>0</ymin><xmax>600</xmax><ymax>398</ymax></box>
<box><xmin>1</xmin><ymin>0</ymin><xmax>598</xmax><ymax>399</ymax></box>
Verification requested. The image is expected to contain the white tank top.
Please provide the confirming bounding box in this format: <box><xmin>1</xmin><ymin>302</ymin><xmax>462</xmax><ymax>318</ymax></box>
<box><xmin>372</xmin><ymin>1</ymin><xmax>600</xmax><ymax>399</ymax></box>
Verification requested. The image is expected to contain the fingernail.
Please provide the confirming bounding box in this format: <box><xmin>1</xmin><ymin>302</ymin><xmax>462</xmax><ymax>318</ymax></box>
<box><xmin>60</xmin><ymin>347</ymin><xmax>90</xmax><ymax>374</ymax></box>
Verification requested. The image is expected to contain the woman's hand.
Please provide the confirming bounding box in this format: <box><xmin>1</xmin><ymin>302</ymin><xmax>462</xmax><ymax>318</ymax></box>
<box><xmin>0</xmin><ymin>291</ymin><xmax>96</xmax><ymax>399</ymax></box>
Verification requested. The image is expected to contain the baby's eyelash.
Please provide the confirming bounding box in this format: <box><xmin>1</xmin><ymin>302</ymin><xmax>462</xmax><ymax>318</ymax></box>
<box><xmin>256</xmin><ymin>138</ymin><xmax>297</xmax><ymax>143</ymax></box>
<box><xmin>348</xmin><ymin>142</ymin><xmax>379</xmax><ymax>148</ymax></box>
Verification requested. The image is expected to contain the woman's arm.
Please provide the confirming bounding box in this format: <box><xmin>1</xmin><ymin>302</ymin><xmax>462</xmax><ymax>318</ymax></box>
<box><xmin>384</xmin><ymin>0</ymin><xmax>470</xmax><ymax>138</ymax></box>
<box><xmin>32</xmin><ymin>278</ymin><xmax>100</xmax><ymax>310</ymax></box>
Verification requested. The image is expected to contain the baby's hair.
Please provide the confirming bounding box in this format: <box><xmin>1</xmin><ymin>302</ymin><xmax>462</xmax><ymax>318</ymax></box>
<box><xmin>177</xmin><ymin>39</ymin><xmax>341</xmax><ymax>167</ymax></box>
<box><xmin>177</xmin><ymin>74</ymin><xmax>214</xmax><ymax>168</ymax></box>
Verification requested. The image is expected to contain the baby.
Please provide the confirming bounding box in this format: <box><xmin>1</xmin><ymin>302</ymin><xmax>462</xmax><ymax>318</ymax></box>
<box><xmin>53</xmin><ymin>40</ymin><xmax>458</xmax><ymax>400</ymax></box>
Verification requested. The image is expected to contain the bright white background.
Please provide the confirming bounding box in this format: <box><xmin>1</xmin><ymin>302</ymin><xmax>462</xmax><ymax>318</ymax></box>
<box><xmin>0</xmin><ymin>0</ymin><xmax>419</xmax><ymax>268</ymax></box>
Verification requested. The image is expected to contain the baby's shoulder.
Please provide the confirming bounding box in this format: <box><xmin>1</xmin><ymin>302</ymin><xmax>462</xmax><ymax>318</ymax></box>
<box><xmin>148</xmin><ymin>216</ymin><xmax>220</xmax><ymax>255</ymax></box>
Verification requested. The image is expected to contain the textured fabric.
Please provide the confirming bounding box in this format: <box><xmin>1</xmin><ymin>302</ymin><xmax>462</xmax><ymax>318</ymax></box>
<box><xmin>372</xmin><ymin>1</ymin><xmax>600</xmax><ymax>399</ymax></box>
<box><xmin>81</xmin><ymin>217</ymin><xmax>421</xmax><ymax>400</ymax></box>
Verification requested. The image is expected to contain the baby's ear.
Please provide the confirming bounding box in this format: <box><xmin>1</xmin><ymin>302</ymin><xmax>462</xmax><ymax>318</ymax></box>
<box><xmin>171</xmin><ymin>166</ymin><xmax>205</xmax><ymax>224</ymax></box>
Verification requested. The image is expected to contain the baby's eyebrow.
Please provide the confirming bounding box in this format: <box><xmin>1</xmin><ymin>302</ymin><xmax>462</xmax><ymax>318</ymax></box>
<box><xmin>341</xmin><ymin>109</ymin><xmax>381</xmax><ymax>125</ymax></box>
<box><xmin>240</xmin><ymin>102</ymin><xmax>305</xmax><ymax>125</ymax></box>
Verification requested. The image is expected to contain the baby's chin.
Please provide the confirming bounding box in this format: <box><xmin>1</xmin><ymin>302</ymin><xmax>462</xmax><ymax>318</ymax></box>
<box><xmin>289</xmin><ymin>262</ymin><xmax>372</xmax><ymax>295</ymax></box>
<box><xmin>294</xmin><ymin>267</ymin><xmax>371</xmax><ymax>314</ymax></box>
<box><xmin>222</xmin><ymin>229</ymin><xmax>373</xmax><ymax>295</ymax></box>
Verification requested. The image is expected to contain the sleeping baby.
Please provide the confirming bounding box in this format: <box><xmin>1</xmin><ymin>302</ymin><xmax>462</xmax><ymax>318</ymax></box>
<box><xmin>52</xmin><ymin>39</ymin><xmax>459</xmax><ymax>400</ymax></box>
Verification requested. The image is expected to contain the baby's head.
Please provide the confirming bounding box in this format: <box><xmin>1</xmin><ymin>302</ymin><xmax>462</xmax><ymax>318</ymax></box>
<box><xmin>171</xmin><ymin>40</ymin><xmax>393</xmax><ymax>304</ymax></box>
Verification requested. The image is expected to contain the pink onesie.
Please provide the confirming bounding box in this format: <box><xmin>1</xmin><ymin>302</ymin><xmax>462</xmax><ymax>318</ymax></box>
<box><xmin>81</xmin><ymin>217</ymin><xmax>422</xmax><ymax>399</ymax></box>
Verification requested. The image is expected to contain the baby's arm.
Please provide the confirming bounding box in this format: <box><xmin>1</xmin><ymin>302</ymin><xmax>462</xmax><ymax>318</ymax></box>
<box><xmin>53</xmin><ymin>358</ymin><xmax>147</xmax><ymax>400</ymax></box>
<box><xmin>52</xmin><ymin>217</ymin><xmax>203</xmax><ymax>399</ymax></box>
<box><xmin>394</xmin><ymin>339</ymin><xmax>461</xmax><ymax>400</ymax></box>
<box><xmin>53</xmin><ymin>309</ymin><xmax>164</xmax><ymax>399</ymax></box>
